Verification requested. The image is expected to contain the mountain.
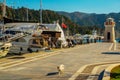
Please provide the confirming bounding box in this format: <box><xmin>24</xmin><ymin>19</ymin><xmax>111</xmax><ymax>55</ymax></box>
<box><xmin>58</xmin><ymin>11</ymin><xmax>120</xmax><ymax>30</ymax></box>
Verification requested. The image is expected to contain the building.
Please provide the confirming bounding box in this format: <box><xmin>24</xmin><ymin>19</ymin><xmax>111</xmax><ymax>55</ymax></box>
<box><xmin>104</xmin><ymin>17</ymin><xmax>116</xmax><ymax>42</ymax></box>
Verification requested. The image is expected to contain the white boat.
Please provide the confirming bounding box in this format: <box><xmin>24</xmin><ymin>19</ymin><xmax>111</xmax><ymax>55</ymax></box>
<box><xmin>5</xmin><ymin>22</ymin><xmax>67</xmax><ymax>53</ymax></box>
<box><xmin>0</xmin><ymin>42</ymin><xmax>12</xmax><ymax>57</ymax></box>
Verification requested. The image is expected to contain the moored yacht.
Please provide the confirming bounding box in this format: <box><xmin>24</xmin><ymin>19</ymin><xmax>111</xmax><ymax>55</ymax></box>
<box><xmin>5</xmin><ymin>22</ymin><xmax>67</xmax><ymax>53</ymax></box>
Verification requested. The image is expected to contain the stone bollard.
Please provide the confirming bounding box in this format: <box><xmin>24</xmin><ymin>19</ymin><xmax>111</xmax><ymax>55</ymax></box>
<box><xmin>57</xmin><ymin>64</ymin><xmax>64</xmax><ymax>75</ymax></box>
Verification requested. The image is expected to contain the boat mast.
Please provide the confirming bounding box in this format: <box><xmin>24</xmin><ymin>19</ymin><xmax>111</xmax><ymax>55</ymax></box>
<box><xmin>3</xmin><ymin>0</ymin><xmax>6</xmax><ymax>18</ymax></box>
<box><xmin>26</xmin><ymin>7</ymin><xmax>29</xmax><ymax>21</ymax></box>
<box><xmin>40</xmin><ymin>0</ymin><xmax>42</xmax><ymax>24</ymax></box>
<box><xmin>11</xmin><ymin>2</ymin><xmax>15</xmax><ymax>20</ymax></box>
<box><xmin>2</xmin><ymin>0</ymin><xmax>6</xmax><ymax>33</ymax></box>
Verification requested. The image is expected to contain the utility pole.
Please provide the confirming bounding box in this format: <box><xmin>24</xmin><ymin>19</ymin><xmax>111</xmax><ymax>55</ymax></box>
<box><xmin>40</xmin><ymin>0</ymin><xmax>42</xmax><ymax>24</ymax></box>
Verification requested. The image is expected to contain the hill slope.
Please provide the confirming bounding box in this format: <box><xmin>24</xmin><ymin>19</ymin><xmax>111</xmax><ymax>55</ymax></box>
<box><xmin>0</xmin><ymin>6</ymin><xmax>104</xmax><ymax>35</ymax></box>
<box><xmin>0</xmin><ymin>7</ymin><xmax>81</xmax><ymax>34</ymax></box>
<box><xmin>58</xmin><ymin>11</ymin><xmax>120</xmax><ymax>30</ymax></box>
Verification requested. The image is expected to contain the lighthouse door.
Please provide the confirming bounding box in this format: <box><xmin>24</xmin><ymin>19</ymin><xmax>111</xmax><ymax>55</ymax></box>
<box><xmin>107</xmin><ymin>32</ymin><xmax>111</xmax><ymax>41</ymax></box>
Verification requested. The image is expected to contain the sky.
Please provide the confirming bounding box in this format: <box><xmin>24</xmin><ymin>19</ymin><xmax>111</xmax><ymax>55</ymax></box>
<box><xmin>5</xmin><ymin>0</ymin><xmax>120</xmax><ymax>14</ymax></box>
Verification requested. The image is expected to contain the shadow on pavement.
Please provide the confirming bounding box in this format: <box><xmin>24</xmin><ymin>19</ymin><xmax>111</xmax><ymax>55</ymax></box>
<box><xmin>46</xmin><ymin>72</ymin><xmax>58</xmax><ymax>76</ymax></box>
<box><xmin>98</xmin><ymin>70</ymin><xmax>105</xmax><ymax>80</ymax></box>
<box><xmin>7</xmin><ymin>56</ymin><xmax>25</xmax><ymax>59</ymax></box>
<box><xmin>102</xmin><ymin>52</ymin><xmax>120</xmax><ymax>55</ymax></box>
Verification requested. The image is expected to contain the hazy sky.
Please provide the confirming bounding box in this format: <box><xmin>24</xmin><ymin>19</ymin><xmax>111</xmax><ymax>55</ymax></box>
<box><xmin>6</xmin><ymin>0</ymin><xmax>120</xmax><ymax>14</ymax></box>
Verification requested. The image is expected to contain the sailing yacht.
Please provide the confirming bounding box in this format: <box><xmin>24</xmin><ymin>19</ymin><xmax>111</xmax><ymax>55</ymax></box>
<box><xmin>0</xmin><ymin>0</ymin><xmax>12</xmax><ymax>57</ymax></box>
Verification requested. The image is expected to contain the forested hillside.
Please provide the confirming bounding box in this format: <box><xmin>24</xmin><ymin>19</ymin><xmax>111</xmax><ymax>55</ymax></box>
<box><xmin>0</xmin><ymin>6</ymin><xmax>102</xmax><ymax>35</ymax></box>
<box><xmin>58</xmin><ymin>11</ymin><xmax>120</xmax><ymax>31</ymax></box>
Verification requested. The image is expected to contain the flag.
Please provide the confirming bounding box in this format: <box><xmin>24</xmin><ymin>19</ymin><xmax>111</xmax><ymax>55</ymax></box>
<box><xmin>61</xmin><ymin>23</ymin><xmax>67</xmax><ymax>28</ymax></box>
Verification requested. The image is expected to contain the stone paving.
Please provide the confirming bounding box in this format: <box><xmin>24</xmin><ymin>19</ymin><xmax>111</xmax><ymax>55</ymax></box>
<box><xmin>0</xmin><ymin>43</ymin><xmax>120</xmax><ymax>80</ymax></box>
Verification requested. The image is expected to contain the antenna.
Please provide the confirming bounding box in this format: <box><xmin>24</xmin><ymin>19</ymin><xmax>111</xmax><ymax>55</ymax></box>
<box><xmin>40</xmin><ymin>0</ymin><xmax>42</xmax><ymax>24</ymax></box>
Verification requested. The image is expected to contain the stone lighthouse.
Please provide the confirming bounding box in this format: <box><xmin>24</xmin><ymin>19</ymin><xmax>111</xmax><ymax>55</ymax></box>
<box><xmin>104</xmin><ymin>17</ymin><xmax>116</xmax><ymax>42</ymax></box>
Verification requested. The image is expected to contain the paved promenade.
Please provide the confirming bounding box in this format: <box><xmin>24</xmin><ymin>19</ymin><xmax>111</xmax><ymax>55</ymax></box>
<box><xmin>0</xmin><ymin>43</ymin><xmax>120</xmax><ymax>80</ymax></box>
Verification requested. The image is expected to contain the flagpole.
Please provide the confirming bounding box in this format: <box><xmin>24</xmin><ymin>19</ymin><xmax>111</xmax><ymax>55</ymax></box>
<box><xmin>61</xmin><ymin>17</ymin><xmax>65</xmax><ymax>36</ymax></box>
<box><xmin>61</xmin><ymin>17</ymin><xmax>68</xmax><ymax>38</ymax></box>
<box><xmin>67</xmin><ymin>25</ymin><xmax>69</xmax><ymax>37</ymax></box>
